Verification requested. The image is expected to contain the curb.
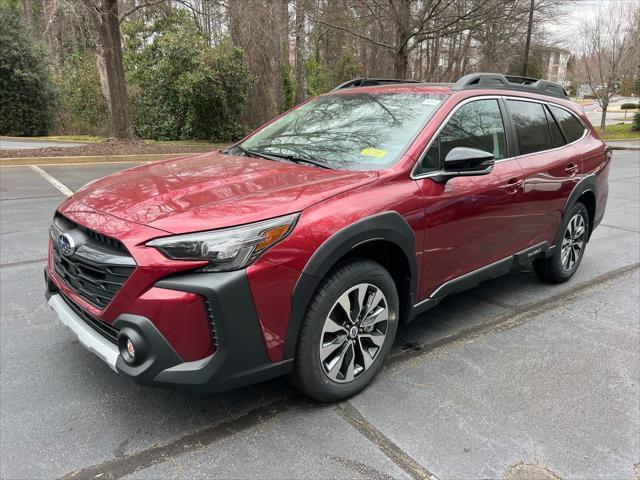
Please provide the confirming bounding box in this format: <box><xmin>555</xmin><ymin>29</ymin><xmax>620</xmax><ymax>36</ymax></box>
<box><xmin>0</xmin><ymin>152</ymin><xmax>200</xmax><ymax>166</ymax></box>
<box><xmin>609</xmin><ymin>146</ymin><xmax>640</xmax><ymax>151</ymax></box>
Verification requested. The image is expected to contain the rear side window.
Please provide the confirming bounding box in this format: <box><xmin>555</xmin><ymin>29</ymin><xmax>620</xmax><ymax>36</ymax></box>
<box><xmin>507</xmin><ymin>100</ymin><xmax>553</xmax><ymax>155</ymax></box>
<box><xmin>549</xmin><ymin>105</ymin><xmax>585</xmax><ymax>144</ymax></box>
<box><xmin>418</xmin><ymin>99</ymin><xmax>506</xmax><ymax>173</ymax></box>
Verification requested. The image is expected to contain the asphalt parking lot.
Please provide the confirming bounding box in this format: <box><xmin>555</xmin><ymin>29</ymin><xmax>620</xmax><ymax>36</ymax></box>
<box><xmin>1</xmin><ymin>152</ymin><xmax>639</xmax><ymax>480</ymax></box>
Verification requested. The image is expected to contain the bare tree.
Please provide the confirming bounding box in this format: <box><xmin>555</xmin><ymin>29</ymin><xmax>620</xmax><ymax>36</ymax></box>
<box><xmin>312</xmin><ymin>0</ymin><xmax>518</xmax><ymax>78</ymax></box>
<box><xmin>578</xmin><ymin>1</ymin><xmax>638</xmax><ymax>134</ymax></box>
<box><xmin>295</xmin><ymin>0</ymin><xmax>308</xmax><ymax>102</ymax></box>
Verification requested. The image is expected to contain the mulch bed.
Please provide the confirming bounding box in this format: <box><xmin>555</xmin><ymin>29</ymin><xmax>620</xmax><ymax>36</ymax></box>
<box><xmin>1</xmin><ymin>139</ymin><xmax>219</xmax><ymax>158</ymax></box>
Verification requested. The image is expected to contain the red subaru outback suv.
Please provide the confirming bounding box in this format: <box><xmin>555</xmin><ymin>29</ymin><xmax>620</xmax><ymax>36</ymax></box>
<box><xmin>46</xmin><ymin>74</ymin><xmax>610</xmax><ymax>401</ymax></box>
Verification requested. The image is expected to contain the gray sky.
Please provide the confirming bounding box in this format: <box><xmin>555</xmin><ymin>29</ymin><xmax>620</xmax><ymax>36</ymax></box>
<box><xmin>546</xmin><ymin>0</ymin><xmax>638</xmax><ymax>42</ymax></box>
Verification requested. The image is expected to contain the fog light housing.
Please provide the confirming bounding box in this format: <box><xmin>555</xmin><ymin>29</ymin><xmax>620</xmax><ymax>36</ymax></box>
<box><xmin>126</xmin><ymin>338</ymin><xmax>135</xmax><ymax>359</ymax></box>
<box><xmin>118</xmin><ymin>330</ymin><xmax>145</xmax><ymax>366</ymax></box>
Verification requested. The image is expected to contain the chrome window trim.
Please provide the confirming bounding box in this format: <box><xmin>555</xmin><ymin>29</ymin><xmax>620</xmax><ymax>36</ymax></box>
<box><xmin>410</xmin><ymin>94</ymin><xmax>588</xmax><ymax>181</ymax></box>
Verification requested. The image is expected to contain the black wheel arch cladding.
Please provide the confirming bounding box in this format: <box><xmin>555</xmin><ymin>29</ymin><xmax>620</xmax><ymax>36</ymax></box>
<box><xmin>284</xmin><ymin>211</ymin><xmax>417</xmax><ymax>360</ymax></box>
<box><xmin>556</xmin><ymin>174</ymin><xmax>598</xmax><ymax>245</ymax></box>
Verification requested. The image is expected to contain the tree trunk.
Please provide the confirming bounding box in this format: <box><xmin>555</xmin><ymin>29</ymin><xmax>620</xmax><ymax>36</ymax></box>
<box><xmin>392</xmin><ymin>0</ymin><xmax>410</xmax><ymax>78</ymax></box>
<box><xmin>600</xmin><ymin>107</ymin><xmax>607</xmax><ymax>135</ymax></box>
<box><xmin>97</xmin><ymin>0</ymin><xmax>134</xmax><ymax>139</ymax></box>
<box><xmin>294</xmin><ymin>0</ymin><xmax>307</xmax><ymax>104</ymax></box>
<box><xmin>276</xmin><ymin>0</ymin><xmax>290</xmax><ymax>111</ymax></box>
<box><xmin>521</xmin><ymin>0</ymin><xmax>535</xmax><ymax>77</ymax></box>
<box><xmin>95</xmin><ymin>45</ymin><xmax>111</xmax><ymax>116</ymax></box>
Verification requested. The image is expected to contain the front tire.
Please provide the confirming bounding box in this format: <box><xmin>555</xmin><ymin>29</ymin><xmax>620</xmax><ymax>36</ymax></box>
<box><xmin>533</xmin><ymin>202</ymin><xmax>589</xmax><ymax>283</ymax></box>
<box><xmin>292</xmin><ymin>259</ymin><xmax>399</xmax><ymax>402</ymax></box>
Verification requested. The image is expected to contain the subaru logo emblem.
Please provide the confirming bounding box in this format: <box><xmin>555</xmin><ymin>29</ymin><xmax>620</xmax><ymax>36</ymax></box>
<box><xmin>58</xmin><ymin>233</ymin><xmax>76</xmax><ymax>257</ymax></box>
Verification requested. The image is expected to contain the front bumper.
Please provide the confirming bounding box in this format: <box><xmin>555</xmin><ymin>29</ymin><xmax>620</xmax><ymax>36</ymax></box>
<box><xmin>48</xmin><ymin>293</ymin><xmax>120</xmax><ymax>371</ymax></box>
<box><xmin>46</xmin><ymin>269</ymin><xmax>293</xmax><ymax>393</ymax></box>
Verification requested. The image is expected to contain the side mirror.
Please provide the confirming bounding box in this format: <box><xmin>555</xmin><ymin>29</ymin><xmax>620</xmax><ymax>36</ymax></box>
<box><xmin>432</xmin><ymin>147</ymin><xmax>495</xmax><ymax>183</ymax></box>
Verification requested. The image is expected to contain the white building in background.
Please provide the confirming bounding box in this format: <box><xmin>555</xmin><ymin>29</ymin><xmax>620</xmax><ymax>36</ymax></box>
<box><xmin>546</xmin><ymin>48</ymin><xmax>571</xmax><ymax>87</ymax></box>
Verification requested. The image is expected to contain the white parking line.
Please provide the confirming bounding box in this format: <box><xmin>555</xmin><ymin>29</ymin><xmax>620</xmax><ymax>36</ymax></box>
<box><xmin>29</xmin><ymin>165</ymin><xmax>73</xmax><ymax>197</ymax></box>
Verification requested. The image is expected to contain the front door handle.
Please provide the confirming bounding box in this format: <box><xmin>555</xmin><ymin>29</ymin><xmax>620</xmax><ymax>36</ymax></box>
<box><xmin>565</xmin><ymin>163</ymin><xmax>579</xmax><ymax>176</ymax></box>
<box><xmin>504</xmin><ymin>177</ymin><xmax>523</xmax><ymax>195</ymax></box>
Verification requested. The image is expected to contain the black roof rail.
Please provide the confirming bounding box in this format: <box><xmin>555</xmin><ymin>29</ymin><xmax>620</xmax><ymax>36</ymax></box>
<box><xmin>332</xmin><ymin>78</ymin><xmax>420</xmax><ymax>91</ymax></box>
<box><xmin>452</xmin><ymin>73</ymin><xmax>569</xmax><ymax>99</ymax></box>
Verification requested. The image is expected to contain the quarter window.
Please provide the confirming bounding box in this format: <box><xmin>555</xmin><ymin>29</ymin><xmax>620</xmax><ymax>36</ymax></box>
<box><xmin>417</xmin><ymin>99</ymin><xmax>507</xmax><ymax>174</ymax></box>
<box><xmin>549</xmin><ymin>105</ymin><xmax>585</xmax><ymax>144</ymax></box>
<box><xmin>507</xmin><ymin>100</ymin><xmax>554</xmax><ymax>155</ymax></box>
<box><xmin>545</xmin><ymin>106</ymin><xmax>565</xmax><ymax>148</ymax></box>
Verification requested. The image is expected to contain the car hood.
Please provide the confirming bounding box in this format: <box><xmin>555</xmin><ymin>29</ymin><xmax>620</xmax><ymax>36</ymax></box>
<box><xmin>73</xmin><ymin>151</ymin><xmax>378</xmax><ymax>234</ymax></box>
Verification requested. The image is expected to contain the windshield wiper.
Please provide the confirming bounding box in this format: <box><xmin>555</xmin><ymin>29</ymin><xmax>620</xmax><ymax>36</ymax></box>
<box><xmin>234</xmin><ymin>145</ymin><xmax>334</xmax><ymax>170</ymax></box>
<box><xmin>233</xmin><ymin>145</ymin><xmax>283</xmax><ymax>162</ymax></box>
<box><xmin>255</xmin><ymin>151</ymin><xmax>334</xmax><ymax>170</ymax></box>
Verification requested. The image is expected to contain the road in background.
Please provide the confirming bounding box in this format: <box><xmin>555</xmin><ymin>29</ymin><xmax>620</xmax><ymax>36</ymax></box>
<box><xmin>0</xmin><ymin>137</ymin><xmax>88</xmax><ymax>150</ymax></box>
<box><xmin>1</xmin><ymin>151</ymin><xmax>638</xmax><ymax>479</ymax></box>
<box><xmin>582</xmin><ymin>96</ymin><xmax>639</xmax><ymax>126</ymax></box>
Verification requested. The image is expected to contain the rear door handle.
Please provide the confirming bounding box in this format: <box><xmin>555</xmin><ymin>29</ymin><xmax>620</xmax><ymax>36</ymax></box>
<box><xmin>504</xmin><ymin>177</ymin><xmax>523</xmax><ymax>195</ymax></box>
<box><xmin>565</xmin><ymin>163</ymin><xmax>579</xmax><ymax>176</ymax></box>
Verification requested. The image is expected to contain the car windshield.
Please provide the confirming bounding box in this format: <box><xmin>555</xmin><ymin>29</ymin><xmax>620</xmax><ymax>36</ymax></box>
<box><xmin>237</xmin><ymin>92</ymin><xmax>445</xmax><ymax>170</ymax></box>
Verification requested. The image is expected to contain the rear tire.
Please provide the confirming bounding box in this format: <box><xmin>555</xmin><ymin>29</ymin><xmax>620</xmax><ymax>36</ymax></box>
<box><xmin>292</xmin><ymin>259</ymin><xmax>399</xmax><ymax>402</ymax></box>
<box><xmin>533</xmin><ymin>202</ymin><xmax>589</xmax><ymax>283</ymax></box>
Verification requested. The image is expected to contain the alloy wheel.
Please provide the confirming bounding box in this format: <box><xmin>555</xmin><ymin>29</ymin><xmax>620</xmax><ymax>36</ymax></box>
<box><xmin>561</xmin><ymin>213</ymin><xmax>586</xmax><ymax>272</ymax></box>
<box><xmin>319</xmin><ymin>283</ymin><xmax>389</xmax><ymax>383</ymax></box>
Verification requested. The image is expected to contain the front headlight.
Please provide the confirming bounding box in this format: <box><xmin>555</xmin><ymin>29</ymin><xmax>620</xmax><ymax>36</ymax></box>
<box><xmin>146</xmin><ymin>213</ymin><xmax>299</xmax><ymax>272</ymax></box>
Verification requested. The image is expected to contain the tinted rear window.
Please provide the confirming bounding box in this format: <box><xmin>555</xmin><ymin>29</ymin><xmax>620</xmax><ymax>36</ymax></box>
<box><xmin>507</xmin><ymin>100</ymin><xmax>553</xmax><ymax>155</ymax></box>
<box><xmin>549</xmin><ymin>105</ymin><xmax>585</xmax><ymax>144</ymax></box>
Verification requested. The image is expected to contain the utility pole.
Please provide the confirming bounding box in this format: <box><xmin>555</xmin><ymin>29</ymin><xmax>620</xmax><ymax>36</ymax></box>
<box><xmin>522</xmin><ymin>0</ymin><xmax>535</xmax><ymax>77</ymax></box>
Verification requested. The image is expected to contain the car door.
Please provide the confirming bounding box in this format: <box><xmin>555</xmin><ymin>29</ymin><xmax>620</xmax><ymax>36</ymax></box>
<box><xmin>506</xmin><ymin>99</ymin><xmax>583</xmax><ymax>250</ymax></box>
<box><xmin>413</xmin><ymin>97</ymin><xmax>524</xmax><ymax>298</ymax></box>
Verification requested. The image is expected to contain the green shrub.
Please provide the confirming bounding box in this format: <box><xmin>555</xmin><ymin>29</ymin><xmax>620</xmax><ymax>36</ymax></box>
<box><xmin>54</xmin><ymin>53</ymin><xmax>109</xmax><ymax>135</ymax></box>
<box><xmin>620</xmin><ymin>102</ymin><xmax>639</xmax><ymax>110</ymax></box>
<box><xmin>123</xmin><ymin>13</ymin><xmax>254</xmax><ymax>142</ymax></box>
<box><xmin>0</xmin><ymin>5</ymin><xmax>56</xmax><ymax>136</ymax></box>
<box><xmin>633</xmin><ymin>112</ymin><xmax>640</xmax><ymax>132</ymax></box>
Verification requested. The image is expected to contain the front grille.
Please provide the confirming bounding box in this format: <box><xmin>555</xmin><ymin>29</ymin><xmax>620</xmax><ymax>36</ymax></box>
<box><xmin>52</xmin><ymin>246</ymin><xmax>135</xmax><ymax>309</ymax></box>
<box><xmin>61</xmin><ymin>292</ymin><xmax>119</xmax><ymax>344</ymax></box>
<box><xmin>51</xmin><ymin>214</ymin><xmax>136</xmax><ymax>309</ymax></box>
<box><xmin>63</xmin><ymin>217</ymin><xmax>128</xmax><ymax>253</ymax></box>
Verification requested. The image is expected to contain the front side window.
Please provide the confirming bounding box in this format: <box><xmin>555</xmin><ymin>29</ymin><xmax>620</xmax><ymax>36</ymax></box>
<box><xmin>507</xmin><ymin>100</ymin><xmax>554</xmax><ymax>155</ymax></box>
<box><xmin>417</xmin><ymin>99</ymin><xmax>507</xmax><ymax>174</ymax></box>
<box><xmin>549</xmin><ymin>105</ymin><xmax>585</xmax><ymax>144</ymax></box>
<box><xmin>238</xmin><ymin>92</ymin><xmax>444</xmax><ymax>171</ymax></box>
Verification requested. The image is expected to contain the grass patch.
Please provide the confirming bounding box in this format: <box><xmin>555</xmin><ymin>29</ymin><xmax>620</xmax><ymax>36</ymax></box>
<box><xmin>600</xmin><ymin>123</ymin><xmax>640</xmax><ymax>141</ymax></box>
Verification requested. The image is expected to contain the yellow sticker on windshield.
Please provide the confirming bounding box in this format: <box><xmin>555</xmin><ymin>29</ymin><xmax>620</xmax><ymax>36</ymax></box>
<box><xmin>360</xmin><ymin>148</ymin><xmax>387</xmax><ymax>158</ymax></box>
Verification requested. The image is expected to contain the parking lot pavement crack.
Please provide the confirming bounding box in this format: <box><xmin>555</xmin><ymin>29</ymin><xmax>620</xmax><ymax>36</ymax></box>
<box><xmin>599</xmin><ymin>223</ymin><xmax>640</xmax><ymax>233</ymax></box>
<box><xmin>324</xmin><ymin>454</ymin><xmax>397</xmax><ymax>480</ymax></box>
<box><xmin>57</xmin><ymin>395</ymin><xmax>309</xmax><ymax>480</ymax></box>
<box><xmin>0</xmin><ymin>194</ymin><xmax>63</xmax><ymax>202</ymax></box>
<box><xmin>336</xmin><ymin>402</ymin><xmax>438</xmax><ymax>480</ymax></box>
<box><xmin>0</xmin><ymin>257</ymin><xmax>48</xmax><ymax>269</ymax></box>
